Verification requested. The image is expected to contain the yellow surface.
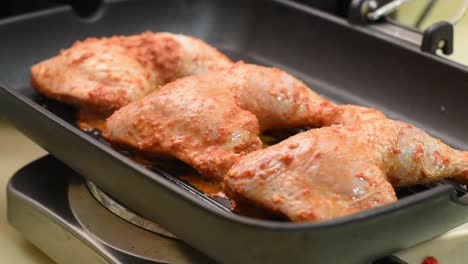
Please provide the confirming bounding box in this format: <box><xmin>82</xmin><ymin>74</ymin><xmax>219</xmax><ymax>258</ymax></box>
<box><xmin>397</xmin><ymin>0</ymin><xmax>468</xmax><ymax>65</ymax></box>
<box><xmin>396</xmin><ymin>222</ymin><xmax>468</xmax><ymax>264</ymax></box>
<box><xmin>0</xmin><ymin>118</ymin><xmax>51</xmax><ymax>263</ymax></box>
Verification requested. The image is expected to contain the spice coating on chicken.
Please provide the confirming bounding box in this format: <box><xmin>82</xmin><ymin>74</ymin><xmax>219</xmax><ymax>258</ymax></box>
<box><xmin>224</xmin><ymin>119</ymin><xmax>468</xmax><ymax>222</ymax></box>
<box><xmin>106</xmin><ymin>72</ymin><xmax>262</xmax><ymax>179</ymax></box>
<box><xmin>228</xmin><ymin>64</ymin><xmax>385</xmax><ymax>130</ymax></box>
<box><xmin>105</xmin><ymin>62</ymin><xmax>385</xmax><ymax>179</ymax></box>
<box><xmin>31</xmin><ymin>31</ymin><xmax>232</xmax><ymax>113</ymax></box>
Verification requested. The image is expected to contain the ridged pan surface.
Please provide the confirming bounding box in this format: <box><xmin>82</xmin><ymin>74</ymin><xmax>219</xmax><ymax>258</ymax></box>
<box><xmin>1</xmin><ymin>0</ymin><xmax>468</xmax><ymax>263</ymax></box>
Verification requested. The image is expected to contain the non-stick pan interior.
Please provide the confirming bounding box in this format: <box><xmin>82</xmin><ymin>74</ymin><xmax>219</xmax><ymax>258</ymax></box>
<box><xmin>1</xmin><ymin>0</ymin><xmax>468</xmax><ymax>218</ymax></box>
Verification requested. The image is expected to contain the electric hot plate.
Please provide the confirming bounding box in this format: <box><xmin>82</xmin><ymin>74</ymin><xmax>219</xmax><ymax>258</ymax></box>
<box><xmin>7</xmin><ymin>155</ymin><xmax>212</xmax><ymax>264</ymax></box>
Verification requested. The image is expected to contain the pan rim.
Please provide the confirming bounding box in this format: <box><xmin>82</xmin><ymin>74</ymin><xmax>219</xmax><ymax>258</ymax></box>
<box><xmin>0</xmin><ymin>82</ymin><xmax>458</xmax><ymax>231</ymax></box>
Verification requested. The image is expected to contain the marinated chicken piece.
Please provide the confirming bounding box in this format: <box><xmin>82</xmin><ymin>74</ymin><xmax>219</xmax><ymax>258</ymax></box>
<box><xmin>31</xmin><ymin>31</ymin><xmax>232</xmax><ymax>113</ymax></box>
<box><xmin>106</xmin><ymin>72</ymin><xmax>261</xmax><ymax>179</ymax></box>
<box><xmin>105</xmin><ymin>62</ymin><xmax>384</xmax><ymax>179</ymax></box>
<box><xmin>228</xmin><ymin>64</ymin><xmax>385</xmax><ymax>130</ymax></box>
<box><xmin>225</xmin><ymin>119</ymin><xmax>468</xmax><ymax>222</ymax></box>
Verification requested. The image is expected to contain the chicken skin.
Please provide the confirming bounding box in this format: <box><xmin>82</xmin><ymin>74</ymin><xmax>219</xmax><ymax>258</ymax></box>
<box><xmin>31</xmin><ymin>31</ymin><xmax>232</xmax><ymax>113</ymax></box>
<box><xmin>224</xmin><ymin>119</ymin><xmax>468</xmax><ymax>222</ymax></box>
<box><xmin>105</xmin><ymin>62</ymin><xmax>385</xmax><ymax>179</ymax></box>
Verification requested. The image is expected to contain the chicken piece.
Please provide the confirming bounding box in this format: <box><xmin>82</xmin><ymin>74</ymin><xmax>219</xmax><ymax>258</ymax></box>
<box><xmin>31</xmin><ymin>31</ymin><xmax>233</xmax><ymax>113</ymax></box>
<box><xmin>105</xmin><ymin>62</ymin><xmax>385</xmax><ymax>179</ymax></box>
<box><xmin>227</xmin><ymin>64</ymin><xmax>385</xmax><ymax>130</ymax></box>
<box><xmin>105</xmin><ymin>68</ymin><xmax>262</xmax><ymax>179</ymax></box>
<box><xmin>224</xmin><ymin>119</ymin><xmax>468</xmax><ymax>222</ymax></box>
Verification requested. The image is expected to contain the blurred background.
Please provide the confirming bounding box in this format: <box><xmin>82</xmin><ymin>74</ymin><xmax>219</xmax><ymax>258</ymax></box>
<box><xmin>1</xmin><ymin>0</ymin><xmax>466</xmax><ymax>64</ymax></box>
<box><xmin>396</xmin><ymin>0</ymin><xmax>468</xmax><ymax>65</ymax></box>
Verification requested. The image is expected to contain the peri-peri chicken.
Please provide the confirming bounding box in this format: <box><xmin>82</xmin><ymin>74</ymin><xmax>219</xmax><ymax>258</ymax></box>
<box><xmin>224</xmin><ymin>119</ymin><xmax>468</xmax><ymax>222</ymax></box>
<box><xmin>105</xmin><ymin>62</ymin><xmax>385</xmax><ymax>179</ymax></box>
<box><xmin>31</xmin><ymin>31</ymin><xmax>232</xmax><ymax>114</ymax></box>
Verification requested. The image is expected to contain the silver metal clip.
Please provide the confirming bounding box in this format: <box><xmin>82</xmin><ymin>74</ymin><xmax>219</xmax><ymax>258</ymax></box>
<box><xmin>367</xmin><ymin>0</ymin><xmax>416</xmax><ymax>21</ymax></box>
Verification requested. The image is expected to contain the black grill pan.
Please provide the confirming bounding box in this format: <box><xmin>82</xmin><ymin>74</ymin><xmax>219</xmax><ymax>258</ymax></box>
<box><xmin>1</xmin><ymin>0</ymin><xmax>468</xmax><ymax>263</ymax></box>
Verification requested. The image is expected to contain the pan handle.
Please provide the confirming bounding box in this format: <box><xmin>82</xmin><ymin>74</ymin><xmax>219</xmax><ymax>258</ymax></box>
<box><xmin>347</xmin><ymin>0</ymin><xmax>465</xmax><ymax>55</ymax></box>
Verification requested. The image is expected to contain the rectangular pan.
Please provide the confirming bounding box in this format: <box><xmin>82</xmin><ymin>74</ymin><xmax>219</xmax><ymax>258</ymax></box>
<box><xmin>1</xmin><ymin>0</ymin><xmax>468</xmax><ymax>263</ymax></box>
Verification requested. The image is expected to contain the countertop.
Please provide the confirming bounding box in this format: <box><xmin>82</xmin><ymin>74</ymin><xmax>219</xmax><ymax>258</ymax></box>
<box><xmin>0</xmin><ymin>118</ymin><xmax>50</xmax><ymax>263</ymax></box>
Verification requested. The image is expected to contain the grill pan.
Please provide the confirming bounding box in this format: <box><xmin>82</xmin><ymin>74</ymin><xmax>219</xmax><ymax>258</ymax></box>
<box><xmin>1</xmin><ymin>0</ymin><xmax>468</xmax><ymax>263</ymax></box>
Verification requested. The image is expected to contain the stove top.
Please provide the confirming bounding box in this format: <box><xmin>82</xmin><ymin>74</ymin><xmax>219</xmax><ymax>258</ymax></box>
<box><xmin>7</xmin><ymin>155</ymin><xmax>211</xmax><ymax>264</ymax></box>
<box><xmin>13</xmin><ymin>155</ymin><xmax>458</xmax><ymax>264</ymax></box>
